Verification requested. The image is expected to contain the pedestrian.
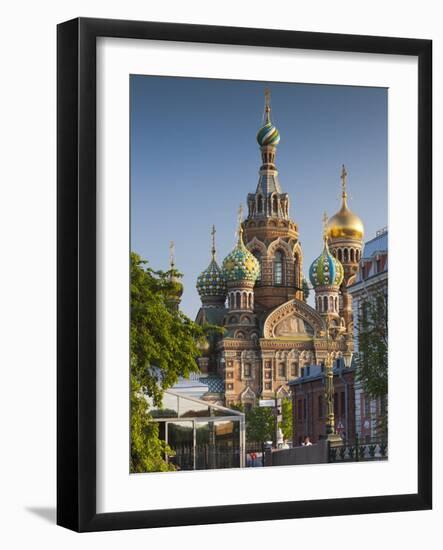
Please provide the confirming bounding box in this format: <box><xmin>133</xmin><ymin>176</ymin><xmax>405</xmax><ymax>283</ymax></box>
<box><xmin>302</xmin><ymin>435</ymin><xmax>313</xmax><ymax>446</ymax></box>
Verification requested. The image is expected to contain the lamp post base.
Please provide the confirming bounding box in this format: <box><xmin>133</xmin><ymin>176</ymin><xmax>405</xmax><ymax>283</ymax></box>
<box><xmin>325</xmin><ymin>432</ymin><xmax>343</xmax><ymax>448</ymax></box>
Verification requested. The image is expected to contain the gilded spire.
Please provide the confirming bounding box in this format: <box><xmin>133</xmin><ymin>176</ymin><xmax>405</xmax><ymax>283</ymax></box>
<box><xmin>236</xmin><ymin>204</ymin><xmax>244</xmax><ymax>245</ymax></box>
<box><xmin>211</xmin><ymin>225</ymin><xmax>216</xmax><ymax>260</ymax></box>
<box><xmin>264</xmin><ymin>88</ymin><xmax>271</xmax><ymax>124</ymax></box>
<box><xmin>322</xmin><ymin>211</ymin><xmax>329</xmax><ymax>244</ymax></box>
<box><xmin>340</xmin><ymin>164</ymin><xmax>348</xmax><ymax>204</ymax></box>
<box><xmin>169</xmin><ymin>240</ymin><xmax>175</xmax><ymax>269</ymax></box>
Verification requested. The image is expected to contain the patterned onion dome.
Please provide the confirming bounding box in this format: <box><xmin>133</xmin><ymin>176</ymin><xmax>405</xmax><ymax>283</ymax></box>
<box><xmin>256</xmin><ymin>121</ymin><xmax>280</xmax><ymax>147</ymax></box>
<box><xmin>222</xmin><ymin>235</ymin><xmax>260</xmax><ymax>283</ymax></box>
<box><xmin>309</xmin><ymin>241</ymin><xmax>344</xmax><ymax>288</ymax></box>
<box><xmin>196</xmin><ymin>258</ymin><xmax>227</xmax><ymax>298</ymax></box>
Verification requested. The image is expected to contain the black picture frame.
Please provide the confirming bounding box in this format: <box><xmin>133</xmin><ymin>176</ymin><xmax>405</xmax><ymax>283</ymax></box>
<box><xmin>57</xmin><ymin>17</ymin><xmax>432</xmax><ymax>532</ymax></box>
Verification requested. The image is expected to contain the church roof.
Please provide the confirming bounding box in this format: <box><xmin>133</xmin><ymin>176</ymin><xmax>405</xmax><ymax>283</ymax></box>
<box><xmin>256</xmin><ymin>172</ymin><xmax>282</xmax><ymax>195</ymax></box>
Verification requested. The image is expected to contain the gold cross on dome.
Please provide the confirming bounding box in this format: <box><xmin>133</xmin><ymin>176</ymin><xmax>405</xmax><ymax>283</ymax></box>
<box><xmin>236</xmin><ymin>204</ymin><xmax>244</xmax><ymax>244</ymax></box>
<box><xmin>340</xmin><ymin>164</ymin><xmax>348</xmax><ymax>196</ymax></box>
<box><xmin>169</xmin><ymin>240</ymin><xmax>175</xmax><ymax>269</ymax></box>
<box><xmin>211</xmin><ymin>225</ymin><xmax>216</xmax><ymax>259</ymax></box>
<box><xmin>322</xmin><ymin>211</ymin><xmax>329</xmax><ymax>241</ymax></box>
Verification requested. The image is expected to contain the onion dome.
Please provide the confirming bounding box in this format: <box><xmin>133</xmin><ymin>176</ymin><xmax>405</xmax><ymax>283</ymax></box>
<box><xmin>196</xmin><ymin>258</ymin><xmax>227</xmax><ymax>298</ymax></box>
<box><xmin>256</xmin><ymin>89</ymin><xmax>280</xmax><ymax>147</ymax></box>
<box><xmin>327</xmin><ymin>165</ymin><xmax>364</xmax><ymax>241</ymax></box>
<box><xmin>310</xmin><ymin>214</ymin><xmax>344</xmax><ymax>288</ymax></box>
<box><xmin>196</xmin><ymin>225</ymin><xmax>227</xmax><ymax>300</ymax></box>
<box><xmin>222</xmin><ymin>217</ymin><xmax>260</xmax><ymax>283</ymax></box>
<box><xmin>166</xmin><ymin>242</ymin><xmax>183</xmax><ymax>307</ymax></box>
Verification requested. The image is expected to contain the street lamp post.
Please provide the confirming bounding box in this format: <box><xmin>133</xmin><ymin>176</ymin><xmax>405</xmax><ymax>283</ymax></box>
<box><xmin>324</xmin><ymin>321</ymin><xmax>352</xmax><ymax>448</ymax></box>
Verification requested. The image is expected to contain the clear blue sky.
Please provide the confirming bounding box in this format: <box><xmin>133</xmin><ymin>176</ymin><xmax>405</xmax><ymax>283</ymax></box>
<box><xmin>131</xmin><ymin>75</ymin><xmax>387</xmax><ymax>318</ymax></box>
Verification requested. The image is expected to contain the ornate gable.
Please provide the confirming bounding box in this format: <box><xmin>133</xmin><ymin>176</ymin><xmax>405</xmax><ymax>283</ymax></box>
<box><xmin>263</xmin><ymin>299</ymin><xmax>326</xmax><ymax>339</ymax></box>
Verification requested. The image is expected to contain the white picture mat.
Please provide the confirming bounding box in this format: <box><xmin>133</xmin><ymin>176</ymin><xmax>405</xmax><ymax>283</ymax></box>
<box><xmin>96</xmin><ymin>37</ymin><xmax>418</xmax><ymax>514</ymax></box>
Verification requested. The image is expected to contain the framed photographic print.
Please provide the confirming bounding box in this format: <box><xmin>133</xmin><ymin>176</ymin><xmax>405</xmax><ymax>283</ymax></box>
<box><xmin>57</xmin><ymin>18</ymin><xmax>432</xmax><ymax>532</ymax></box>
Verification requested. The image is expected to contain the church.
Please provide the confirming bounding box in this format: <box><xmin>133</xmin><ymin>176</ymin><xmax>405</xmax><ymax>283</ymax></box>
<box><xmin>194</xmin><ymin>91</ymin><xmax>364</xmax><ymax>409</ymax></box>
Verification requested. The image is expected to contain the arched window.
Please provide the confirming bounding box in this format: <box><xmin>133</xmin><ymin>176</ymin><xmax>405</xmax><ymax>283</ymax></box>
<box><xmin>329</xmin><ymin>296</ymin><xmax>334</xmax><ymax>310</ymax></box>
<box><xmin>323</xmin><ymin>296</ymin><xmax>328</xmax><ymax>311</ymax></box>
<box><xmin>290</xmin><ymin>362</ymin><xmax>298</xmax><ymax>377</ymax></box>
<box><xmin>257</xmin><ymin>195</ymin><xmax>263</xmax><ymax>213</ymax></box>
<box><xmin>344</xmin><ymin>248</ymin><xmax>349</xmax><ymax>262</ymax></box>
<box><xmin>278</xmin><ymin>363</ymin><xmax>286</xmax><ymax>378</ymax></box>
<box><xmin>350</xmin><ymin>249</ymin><xmax>355</xmax><ymax>262</ymax></box>
<box><xmin>272</xmin><ymin>195</ymin><xmax>278</xmax><ymax>214</ymax></box>
<box><xmin>335</xmin><ymin>296</ymin><xmax>338</xmax><ymax>311</ymax></box>
<box><xmin>236</xmin><ymin>292</ymin><xmax>241</xmax><ymax>309</ymax></box>
<box><xmin>243</xmin><ymin>363</ymin><xmax>252</xmax><ymax>377</ymax></box>
<box><xmin>274</xmin><ymin>250</ymin><xmax>284</xmax><ymax>285</ymax></box>
<box><xmin>338</xmin><ymin>249</ymin><xmax>343</xmax><ymax>262</ymax></box>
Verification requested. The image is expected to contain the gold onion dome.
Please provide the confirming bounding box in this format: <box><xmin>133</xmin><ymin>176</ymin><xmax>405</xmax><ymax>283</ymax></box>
<box><xmin>326</xmin><ymin>165</ymin><xmax>364</xmax><ymax>241</ymax></box>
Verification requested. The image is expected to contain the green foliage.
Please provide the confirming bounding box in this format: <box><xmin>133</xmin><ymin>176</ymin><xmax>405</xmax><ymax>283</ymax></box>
<box><xmin>356</xmin><ymin>291</ymin><xmax>388</xmax><ymax>439</ymax></box>
<box><xmin>245</xmin><ymin>406</ymin><xmax>274</xmax><ymax>443</ymax></box>
<box><xmin>131</xmin><ymin>252</ymin><xmax>204</xmax><ymax>406</ymax></box>
<box><xmin>279</xmin><ymin>398</ymin><xmax>293</xmax><ymax>441</ymax></box>
<box><xmin>130</xmin><ymin>252</ymin><xmax>207</xmax><ymax>472</ymax></box>
<box><xmin>130</xmin><ymin>375</ymin><xmax>175</xmax><ymax>473</ymax></box>
<box><xmin>356</xmin><ymin>291</ymin><xmax>388</xmax><ymax>399</ymax></box>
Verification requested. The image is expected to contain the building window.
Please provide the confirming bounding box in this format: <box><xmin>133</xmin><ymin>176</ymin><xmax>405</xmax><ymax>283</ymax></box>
<box><xmin>243</xmin><ymin>363</ymin><xmax>251</xmax><ymax>378</ymax></box>
<box><xmin>278</xmin><ymin>363</ymin><xmax>286</xmax><ymax>378</ymax></box>
<box><xmin>290</xmin><ymin>362</ymin><xmax>298</xmax><ymax>377</ymax></box>
<box><xmin>274</xmin><ymin>251</ymin><xmax>284</xmax><ymax>285</ymax></box>
<box><xmin>257</xmin><ymin>195</ymin><xmax>263</xmax><ymax>213</ymax></box>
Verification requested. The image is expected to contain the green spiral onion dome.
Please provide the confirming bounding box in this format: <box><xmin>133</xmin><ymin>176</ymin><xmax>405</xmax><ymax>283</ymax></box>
<box><xmin>256</xmin><ymin>121</ymin><xmax>280</xmax><ymax>147</ymax></box>
<box><xmin>196</xmin><ymin>258</ymin><xmax>227</xmax><ymax>298</ymax></box>
<box><xmin>222</xmin><ymin>235</ymin><xmax>260</xmax><ymax>283</ymax></box>
<box><xmin>309</xmin><ymin>241</ymin><xmax>344</xmax><ymax>288</ymax></box>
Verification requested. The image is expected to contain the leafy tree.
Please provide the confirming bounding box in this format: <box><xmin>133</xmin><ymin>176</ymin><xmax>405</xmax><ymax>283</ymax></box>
<box><xmin>131</xmin><ymin>252</ymin><xmax>204</xmax><ymax>406</ymax></box>
<box><xmin>130</xmin><ymin>375</ymin><xmax>175</xmax><ymax>473</ymax></box>
<box><xmin>279</xmin><ymin>398</ymin><xmax>293</xmax><ymax>441</ymax></box>
<box><xmin>356</xmin><ymin>290</ymin><xmax>388</xmax><ymax>438</ymax></box>
<box><xmin>130</xmin><ymin>252</ymin><xmax>207</xmax><ymax>472</ymax></box>
<box><xmin>245</xmin><ymin>406</ymin><xmax>274</xmax><ymax>443</ymax></box>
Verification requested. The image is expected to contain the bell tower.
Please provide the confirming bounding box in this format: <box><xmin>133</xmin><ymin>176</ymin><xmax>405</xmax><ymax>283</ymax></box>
<box><xmin>243</xmin><ymin>90</ymin><xmax>303</xmax><ymax>310</ymax></box>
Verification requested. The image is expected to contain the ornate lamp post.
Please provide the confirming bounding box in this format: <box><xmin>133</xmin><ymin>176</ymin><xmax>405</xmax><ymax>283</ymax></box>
<box><xmin>324</xmin><ymin>320</ymin><xmax>350</xmax><ymax>448</ymax></box>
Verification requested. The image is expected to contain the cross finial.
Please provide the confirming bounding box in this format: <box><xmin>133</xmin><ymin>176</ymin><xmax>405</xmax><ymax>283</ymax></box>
<box><xmin>340</xmin><ymin>164</ymin><xmax>348</xmax><ymax>198</ymax></box>
<box><xmin>211</xmin><ymin>225</ymin><xmax>216</xmax><ymax>260</ymax></box>
<box><xmin>169</xmin><ymin>240</ymin><xmax>175</xmax><ymax>269</ymax></box>
<box><xmin>322</xmin><ymin>211</ymin><xmax>329</xmax><ymax>242</ymax></box>
<box><xmin>237</xmin><ymin>204</ymin><xmax>244</xmax><ymax>245</ymax></box>
<box><xmin>264</xmin><ymin>88</ymin><xmax>271</xmax><ymax>123</ymax></box>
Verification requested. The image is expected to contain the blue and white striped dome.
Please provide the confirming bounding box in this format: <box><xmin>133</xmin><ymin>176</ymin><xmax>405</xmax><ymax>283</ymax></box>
<box><xmin>309</xmin><ymin>242</ymin><xmax>344</xmax><ymax>288</ymax></box>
